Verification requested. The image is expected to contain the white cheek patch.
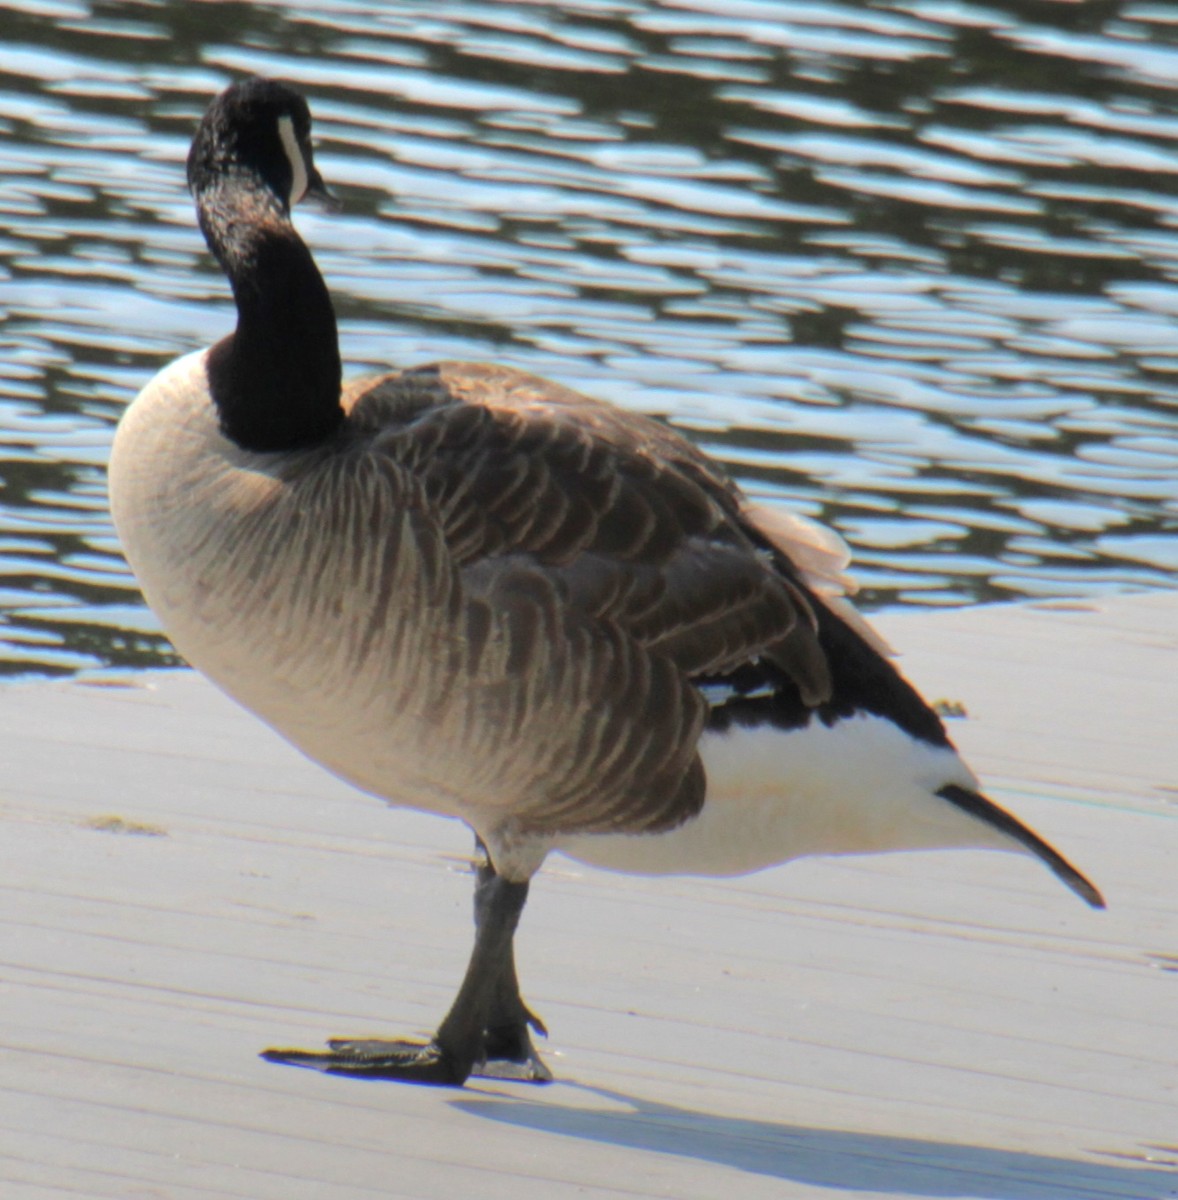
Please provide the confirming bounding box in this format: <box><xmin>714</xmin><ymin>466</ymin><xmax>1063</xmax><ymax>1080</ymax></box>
<box><xmin>277</xmin><ymin>114</ymin><xmax>309</xmax><ymax>206</ymax></box>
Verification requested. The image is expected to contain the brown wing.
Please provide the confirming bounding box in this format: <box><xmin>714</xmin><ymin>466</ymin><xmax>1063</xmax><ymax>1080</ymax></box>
<box><xmin>342</xmin><ymin>361</ymin><xmax>833</xmax><ymax>838</ymax></box>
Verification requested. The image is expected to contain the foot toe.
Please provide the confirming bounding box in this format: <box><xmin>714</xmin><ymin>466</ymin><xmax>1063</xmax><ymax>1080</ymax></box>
<box><xmin>261</xmin><ymin>1038</ymin><xmax>467</xmax><ymax>1085</ymax></box>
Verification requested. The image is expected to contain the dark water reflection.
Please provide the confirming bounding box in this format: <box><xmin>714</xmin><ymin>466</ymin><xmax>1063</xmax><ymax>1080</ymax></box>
<box><xmin>0</xmin><ymin>0</ymin><xmax>1175</xmax><ymax>676</ymax></box>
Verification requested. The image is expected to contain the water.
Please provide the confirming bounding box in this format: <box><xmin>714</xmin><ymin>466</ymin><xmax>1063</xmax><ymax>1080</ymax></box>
<box><xmin>1</xmin><ymin>0</ymin><xmax>1176</xmax><ymax>679</ymax></box>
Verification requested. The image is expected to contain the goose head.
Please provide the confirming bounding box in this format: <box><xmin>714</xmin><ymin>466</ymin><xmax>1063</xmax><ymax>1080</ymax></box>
<box><xmin>187</xmin><ymin>76</ymin><xmax>334</xmax><ymax>217</ymax></box>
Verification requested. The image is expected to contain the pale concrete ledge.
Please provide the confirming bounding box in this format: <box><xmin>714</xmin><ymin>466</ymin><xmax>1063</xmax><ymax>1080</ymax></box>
<box><xmin>1</xmin><ymin>591</ymin><xmax>1175</xmax><ymax>1199</ymax></box>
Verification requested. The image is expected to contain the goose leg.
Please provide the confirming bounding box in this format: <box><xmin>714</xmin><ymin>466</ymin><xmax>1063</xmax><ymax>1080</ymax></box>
<box><xmin>469</xmin><ymin>843</ymin><xmax>552</xmax><ymax>1082</ymax></box>
<box><xmin>261</xmin><ymin>844</ymin><xmax>550</xmax><ymax>1085</ymax></box>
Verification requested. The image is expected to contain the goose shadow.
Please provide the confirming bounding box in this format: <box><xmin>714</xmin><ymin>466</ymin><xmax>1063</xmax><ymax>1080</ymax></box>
<box><xmin>450</xmin><ymin>1083</ymin><xmax>1176</xmax><ymax>1198</ymax></box>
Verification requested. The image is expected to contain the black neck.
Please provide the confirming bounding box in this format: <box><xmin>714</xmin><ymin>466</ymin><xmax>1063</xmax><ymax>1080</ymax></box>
<box><xmin>197</xmin><ymin>176</ymin><xmax>343</xmax><ymax>452</ymax></box>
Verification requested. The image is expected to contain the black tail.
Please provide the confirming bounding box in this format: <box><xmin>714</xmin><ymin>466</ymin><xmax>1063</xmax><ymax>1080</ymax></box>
<box><xmin>937</xmin><ymin>784</ymin><xmax>1105</xmax><ymax>909</ymax></box>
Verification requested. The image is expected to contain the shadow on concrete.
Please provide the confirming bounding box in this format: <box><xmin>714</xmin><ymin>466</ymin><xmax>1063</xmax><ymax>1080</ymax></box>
<box><xmin>452</xmin><ymin>1082</ymin><xmax>1176</xmax><ymax>1198</ymax></box>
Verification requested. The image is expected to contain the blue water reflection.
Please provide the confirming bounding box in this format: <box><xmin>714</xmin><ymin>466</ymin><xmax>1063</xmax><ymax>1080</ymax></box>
<box><xmin>0</xmin><ymin>0</ymin><xmax>1175</xmax><ymax>676</ymax></box>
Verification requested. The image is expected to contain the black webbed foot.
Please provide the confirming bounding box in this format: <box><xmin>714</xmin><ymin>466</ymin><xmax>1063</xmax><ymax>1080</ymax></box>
<box><xmin>261</xmin><ymin>840</ymin><xmax>552</xmax><ymax>1087</ymax></box>
<box><xmin>261</xmin><ymin>1019</ymin><xmax>553</xmax><ymax>1085</ymax></box>
<box><xmin>261</xmin><ymin>1038</ymin><xmax>467</xmax><ymax>1085</ymax></box>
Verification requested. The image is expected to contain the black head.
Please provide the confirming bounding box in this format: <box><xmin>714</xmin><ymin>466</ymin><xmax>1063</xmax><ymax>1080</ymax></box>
<box><xmin>187</xmin><ymin>77</ymin><xmax>333</xmax><ymax>214</ymax></box>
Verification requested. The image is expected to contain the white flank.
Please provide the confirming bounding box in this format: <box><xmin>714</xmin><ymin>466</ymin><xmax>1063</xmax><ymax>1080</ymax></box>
<box><xmin>277</xmin><ymin>115</ymin><xmax>309</xmax><ymax>206</ymax></box>
<box><xmin>558</xmin><ymin>713</ymin><xmax>1017</xmax><ymax>878</ymax></box>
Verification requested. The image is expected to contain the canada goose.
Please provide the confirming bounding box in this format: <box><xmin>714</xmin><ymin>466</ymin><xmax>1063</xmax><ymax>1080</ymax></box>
<box><xmin>109</xmin><ymin>77</ymin><xmax>1103</xmax><ymax>1087</ymax></box>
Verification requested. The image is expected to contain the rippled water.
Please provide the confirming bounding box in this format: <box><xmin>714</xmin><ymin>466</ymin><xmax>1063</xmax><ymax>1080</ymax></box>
<box><xmin>1</xmin><ymin>0</ymin><xmax>1176</xmax><ymax>678</ymax></box>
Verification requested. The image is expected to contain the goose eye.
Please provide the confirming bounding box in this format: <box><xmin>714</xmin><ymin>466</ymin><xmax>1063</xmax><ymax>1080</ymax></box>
<box><xmin>277</xmin><ymin>113</ymin><xmax>309</xmax><ymax>206</ymax></box>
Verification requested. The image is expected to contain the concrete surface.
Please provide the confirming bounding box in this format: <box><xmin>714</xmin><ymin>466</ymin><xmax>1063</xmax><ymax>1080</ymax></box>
<box><xmin>0</xmin><ymin>591</ymin><xmax>1175</xmax><ymax>1198</ymax></box>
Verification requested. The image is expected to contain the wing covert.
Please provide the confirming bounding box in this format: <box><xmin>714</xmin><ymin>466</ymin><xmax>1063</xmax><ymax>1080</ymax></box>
<box><xmin>342</xmin><ymin>361</ymin><xmax>838</xmax><ymax>837</ymax></box>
